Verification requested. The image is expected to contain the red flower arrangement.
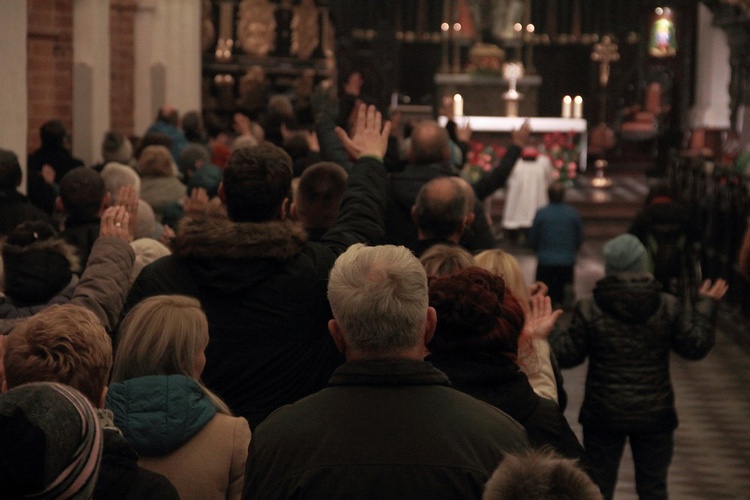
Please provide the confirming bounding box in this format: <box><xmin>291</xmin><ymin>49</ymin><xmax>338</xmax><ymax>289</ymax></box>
<box><xmin>464</xmin><ymin>140</ymin><xmax>507</xmax><ymax>183</ymax></box>
<box><xmin>542</xmin><ymin>131</ymin><xmax>581</xmax><ymax>183</ymax></box>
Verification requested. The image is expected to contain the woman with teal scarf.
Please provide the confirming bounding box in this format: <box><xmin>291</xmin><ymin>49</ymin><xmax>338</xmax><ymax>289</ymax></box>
<box><xmin>106</xmin><ymin>295</ymin><xmax>251</xmax><ymax>500</ymax></box>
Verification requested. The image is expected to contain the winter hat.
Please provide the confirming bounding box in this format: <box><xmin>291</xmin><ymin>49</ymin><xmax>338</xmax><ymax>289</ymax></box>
<box><xmin>130</xmin><ymin>237</ymin><xmax>171</xmax><ymax>283</ymax></box>
<box><xmin>177</xmin><ymin>143</ymin><xmax>211</xmax><ymax>179</ymax></box>
<box><xmin>189</xmin><ymin>163</ymin><xmax>223</xmax><ymax>198</ymax></box>
<box><xmin>603</xmin><ymin>234</ymin><xmax>649</xmax><ymax>275</ymax></box>
<box><xmin>1</xmin><ymin>221</ymin><xmax>79</xmax><ymax>306</ymax></box>
<box><xmin>0</xmin><ymin>382</ymin><xmax>103</xmax><ymax>500</ymax></box>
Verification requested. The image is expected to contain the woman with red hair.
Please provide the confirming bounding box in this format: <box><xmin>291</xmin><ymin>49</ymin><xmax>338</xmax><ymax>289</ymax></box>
<box><xmin>427</xmin><ymin>267</ymin><xmax>584</xmax><ymax>461</ymax></box>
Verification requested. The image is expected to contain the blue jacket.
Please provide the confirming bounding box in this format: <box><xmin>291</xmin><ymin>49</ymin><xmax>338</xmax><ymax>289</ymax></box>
<box><xmin>106</xmin><ymin>375</ymin><xmax>216</xmax><ymax>456</ymax></box>
<box><xmin>529</xmin><ymin>202</ymin><xmax>583</xmax><ymax>266</ymax></box>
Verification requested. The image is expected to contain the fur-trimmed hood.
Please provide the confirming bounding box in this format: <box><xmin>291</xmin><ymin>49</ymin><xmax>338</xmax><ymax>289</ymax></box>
<box><xmin>173</xmin><ymin>216</ymin><xmax>308</xmax><ymax>260</ymax></box>
<box><xmin>1</xmin><ymin>236</ymin><xmax>80</xmax><ymax>306</ymax></box>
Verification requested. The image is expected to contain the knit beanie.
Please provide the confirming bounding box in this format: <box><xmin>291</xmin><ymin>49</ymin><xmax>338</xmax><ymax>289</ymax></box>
<box><xmin>603</xmin><ymin>234</ymin><xmax>649</xmax><ymax>275</ymax></box>
<box><xmin>0</xmin><ymin>382</ymin><xmax>103</xmax><ymax>500</ymax></box>
<box><xmin>1</xmin><ymin>221</ymin><xmax>79</xmax><ymax>307</ymax></box>
<box><xmin>130</xmin><ymin>237</ymin><xmax>171</xmax><ymax>284</ymax></box>
<box><xmin>189</xmin><ymin>163</ymin><xmax>223</xmax><ymax>198</ymax></box>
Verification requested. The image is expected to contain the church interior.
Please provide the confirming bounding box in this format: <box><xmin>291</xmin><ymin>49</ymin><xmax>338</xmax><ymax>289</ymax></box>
<box><xmin>1</xmin><ymin>1</ymin><xmax>750</xmax><ymax>497</ymax></box>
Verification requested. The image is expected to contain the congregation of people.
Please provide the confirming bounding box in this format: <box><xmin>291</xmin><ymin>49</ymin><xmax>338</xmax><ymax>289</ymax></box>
<box><xmin>0</xmin><ymin>74</ymin><xmax>731</xmax><ymax>500</ymax></box>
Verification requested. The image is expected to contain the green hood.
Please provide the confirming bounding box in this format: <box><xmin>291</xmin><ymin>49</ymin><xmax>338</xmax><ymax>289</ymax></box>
<box><xmin>105</xmin><ymin>374</ymin><xmax>217</xmax><ymax>456</ymax></box>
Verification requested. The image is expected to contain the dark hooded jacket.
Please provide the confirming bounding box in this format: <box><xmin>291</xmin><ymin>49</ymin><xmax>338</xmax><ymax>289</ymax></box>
<box><xmin>124</xmin><ymin>156</ymin><xmax>387</xmax><ymax>429</ymax></box>
<box><xmin>385</xmin><ymin>145</ymin><xmax>521</xmax><ymax>251</ymax></box>
<box><xmin>549</xmin><ymin>273</ymin><xmax>719</xmax><ymax>433</ymax></box>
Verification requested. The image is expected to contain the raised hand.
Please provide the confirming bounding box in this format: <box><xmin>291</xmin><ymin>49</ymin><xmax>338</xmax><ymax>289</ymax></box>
<box><xmin>698</xmin><ymin>278</ymin><xmax>729</xmax><ymax>300</ymax></box>
<box><xmin>41</xmin><ymin>164</ymin><xmax>56</xmax><ymax>185</ymax></box>
<box><xmin>526</xmin><ymin>294</ymin><xmax>564</xmax><ymax>340</ymax></box>
<box><xmin>184</xmin><ymin>187</ymin><xmax>210</xmax><ymax>220</ymax></box>
<box><xmin>512</xmin><ymin>119</ymin><xmax>532</xmax><ymax>148</ymax></box>
<box><xmin>334</xmin><ymin>104</ymin><xmax>392</xmax><ymax>160</ymax></box>
<box><xmin>528</xmin><ymin>280</ymin><xmax>549</xmax><ymax>300</ymax></box>
<box><xmin>100</xmin><ymin>205</ymin><xmax>132</xmax><ymax>242</ymax></box>
<box><xmin>114</xmin><ymin>185</ymin><xmax>138</xmax><ymax>240</ymax></box>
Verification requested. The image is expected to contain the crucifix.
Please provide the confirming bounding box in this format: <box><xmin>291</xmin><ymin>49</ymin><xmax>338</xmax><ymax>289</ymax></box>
<box><xmin>591</xmin><ymin>35</ymin><xmax>620</xmax><ymax>88</ymax></box>
<box><xmin>589</xmin><ymin>35</ymin><xmax>620</xmax><ymax>161</ymax></box>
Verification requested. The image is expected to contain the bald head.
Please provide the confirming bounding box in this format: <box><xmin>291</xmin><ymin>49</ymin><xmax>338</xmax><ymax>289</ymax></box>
<box><xmin>157</xmin><ymin>104</ymin><xmax>178</xmax><ymax>126</ymax></box>
<box><xmin>410</xmin><ymin>121</ymin><xmax>451</xmax><ymax>165</ymax></box>
<box><xmin>413</xmin><ymin>176</ymin><xmax>475</xmax><ymax>241</ymax></box>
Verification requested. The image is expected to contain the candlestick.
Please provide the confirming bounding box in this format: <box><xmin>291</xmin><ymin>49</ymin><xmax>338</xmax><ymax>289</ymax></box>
<box><xmin>453</xmin><ymin>94</ymin><xmax>464</xmax><ymax>118</ymax></box>
<box><xmin>452</xmin><ymin>22</ymin><xmax>462</xmax><ymax>74</ymax></box>
<box><xmin>562</xmin><ymin>95</ymin><xmax>572</xmax><ymax>119</ymax></box>
<box><xmin>573</xmin><ymin>96</ymin><xmax>583</xmax><ymax>119</ymax></box>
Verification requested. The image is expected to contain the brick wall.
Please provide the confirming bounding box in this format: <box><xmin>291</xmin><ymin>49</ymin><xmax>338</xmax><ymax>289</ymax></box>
<box><xmin>27</xmin><ymin>0</ymin><xmax>75</xmax><ymax>153</ymax></box>
<box><xmin>27</xmin><ymin>0</ymin><xmax>137</xmax><ymax>154</ymax></box>
<box><xmin>110</xmin><ymin>0</ymin><xmax>137</xmax><ymax>136</ymax></box>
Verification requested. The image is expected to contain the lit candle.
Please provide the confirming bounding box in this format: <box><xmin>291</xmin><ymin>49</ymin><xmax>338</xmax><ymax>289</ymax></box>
<box><xmin>573</xmin><ymin>95</ymin><xmax>583</xmax><ymax>119</ymax></box>
<box><xmin>453</xmin><ymin>94</ymin><xmax>464</xmax><ymax>118</ymax></box>
<box><xmin>562</xmin><ymin>95</ymin><xmax>572</xmax><ymax>119</ymax></box>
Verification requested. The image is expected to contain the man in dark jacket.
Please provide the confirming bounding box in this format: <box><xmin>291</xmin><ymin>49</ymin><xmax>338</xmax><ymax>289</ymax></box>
<box><xmin>27</xmin><ymin>119</ymin><xmax>85</xmax><ymax>214</ymax></box>
<box><xmin>59</xmin><ymin>166</ymin><xmax>108</xmax><ymax>268</ymax></box>
<box><xmin>386</xmin><ymin>119</ymin><xmax>530</xmax><ymax>251</ymax></box>
<box><xmin>549</xmin><ymin>234</ymin><xmax>728</xmax><ymax>500</ymax></box>
<box><xmin>242</xmin><ymin>244</ymin><xmax>529</xmax><ymax>499</ymax></box>
<box><xmin>125</xmin><ymin>104</ymin><xmax>391</xmax><ymax>429</ymax></box>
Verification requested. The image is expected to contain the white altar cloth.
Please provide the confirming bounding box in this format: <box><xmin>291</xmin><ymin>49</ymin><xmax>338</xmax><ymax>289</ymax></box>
<box><xmin>438</xmin><ymin>116</ymin><xmax>588</xmax><ymax>170</ymax></box>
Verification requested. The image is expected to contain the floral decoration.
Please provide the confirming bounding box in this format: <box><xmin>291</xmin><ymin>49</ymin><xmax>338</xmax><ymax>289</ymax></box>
<box><xmin>464</xmin><ymin>140</ymin><xmax>507</xmax><ymax>183</ymax></box>
<box><xmin>542</xmin><ymin>131</ymin><xmax>581</xmax><ymax>183</ymax></box>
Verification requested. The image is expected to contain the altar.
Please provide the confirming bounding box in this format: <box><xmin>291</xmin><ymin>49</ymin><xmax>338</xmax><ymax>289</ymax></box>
<box><xmin>435</xmin><ymin>73</ymin><xmax>543</xmax><ymax>117</ymax></box>
<box><xmin>438</xmin><ymin>116</ymin><xmax>589</xmax><ymax>171</ymax></box>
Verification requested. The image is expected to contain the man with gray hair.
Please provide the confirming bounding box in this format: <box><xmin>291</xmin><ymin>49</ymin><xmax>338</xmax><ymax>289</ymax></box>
<box><xmin>243</xmin><ymin>243</ymin><xmax>529</xmax><ymax>499</ymax></box>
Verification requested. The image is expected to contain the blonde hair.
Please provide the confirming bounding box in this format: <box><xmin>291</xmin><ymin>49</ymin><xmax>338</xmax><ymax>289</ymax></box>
<box><xmin>419</xmin><ymin>244</ymin><xmax>476</xmax><ymax>278</ymax></box>
<box><xmin>3</xmin><ymin>304</ymin><xmax>112</xmax><ymax>405</ymax></box>
<box><xmin>328</xmin><ymin>244</ymin><xmax>428</xmax><ymax>355</ymax></box>
<box><xmin>474</xmin><ymin>249</ymin><xmax>537</xmax><ymax>371</ymax></box>
<box><xmin>475</xmin><ymin>249</ymin><xmax>531</xmax><ymax>310</ymax></box>
<box><xmin>113</xmin><ymin>295</ymin><xmax>231</xmax><ymax>414</ymax></box>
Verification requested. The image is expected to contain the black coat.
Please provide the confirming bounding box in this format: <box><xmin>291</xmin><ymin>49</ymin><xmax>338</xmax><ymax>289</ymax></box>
<box><xmin>27</xmin><ymin>146</ymin><xmax>84</xmax><ymax>214</ymax></box>
<box><xmin>94</xmin><ymin>428</ymin><xmax>179</xmax><ymax>500</ymax></box>
<box><xmin>428</xmin><ymin>351</ymin><xmax>584</xmax><ymax>460</ymax></box>
<box><xmin>549</xmin><ymin>273</ymin><xmax>719</xmax><ymax>433</ymax></box>
<box><xmin>385</xmin><ymin>145</ymin><xmax>522</xmax><ymax>251</ymax></box>
<box><xmin>125</xmin><ymin>156</ymin><xmax>387</xmax><ymax>430</ymax></box>
<box><xmin>242</xmin><ymin>360</ymin><xmax>529</xmax><ymax>500</ymax></box>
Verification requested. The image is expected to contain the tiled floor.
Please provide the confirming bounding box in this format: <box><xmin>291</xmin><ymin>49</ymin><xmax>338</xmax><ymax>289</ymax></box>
<box><xmin>498</xmin><ymin>174</ymin><xmax>750</xmax><ymax>499</ymax></box>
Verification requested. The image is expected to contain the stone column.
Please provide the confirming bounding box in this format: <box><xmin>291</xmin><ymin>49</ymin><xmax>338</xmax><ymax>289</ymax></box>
<box><xmin>0</xmin><ymin>1</ymin><xmax>28</xmax><ymax>191</ymax></box>
<box><xmin>73</xmin><ymin>0</ymin><xmax>112</xmax><ymax>165</ymax></box>
<box><xmin>134</xmin><ymin>0</ymin><xmax>201</xmax><ymax>136</ymax></box>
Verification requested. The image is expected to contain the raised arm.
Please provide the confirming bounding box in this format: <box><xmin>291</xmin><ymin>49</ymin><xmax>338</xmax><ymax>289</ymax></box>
<box><xmin>472</xmin><ymin>120</ymin><xmax>531</xmax><ymax>200</ymax></box>
<box><xmin>69</xmin><ymin>205</ymin><xmax>135</xmax><ymax>334</ymax></box>
<box><xmin>319</xmin><ymin>104</ymin><xmax>391</xmax><ymax>253</ymax></box>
